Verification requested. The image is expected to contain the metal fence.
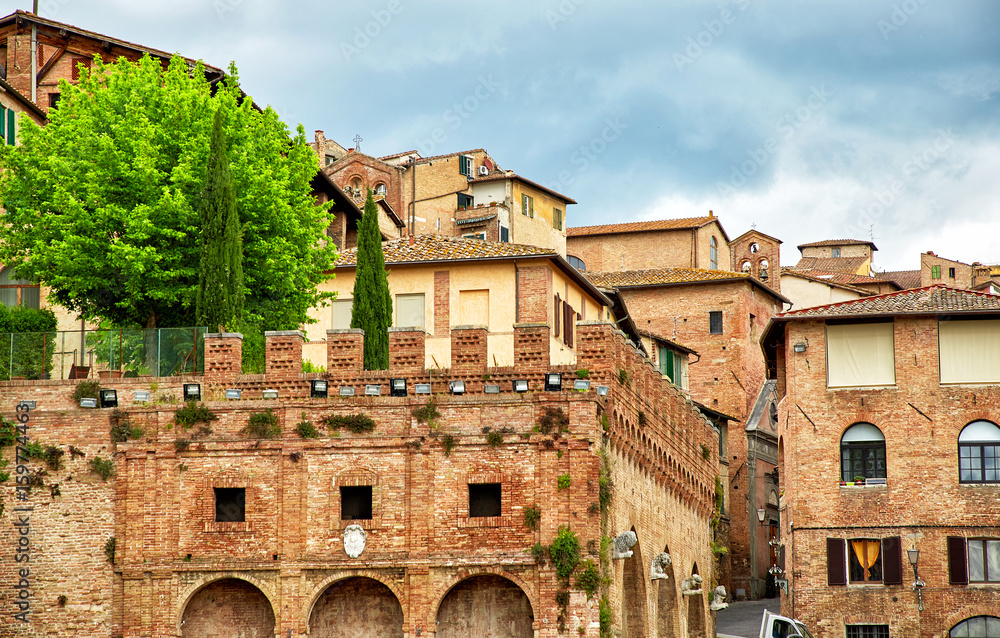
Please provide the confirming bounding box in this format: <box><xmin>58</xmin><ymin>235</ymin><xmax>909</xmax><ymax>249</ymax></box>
<box><xmin>0</xmin><ymin>327</ymin><xmax>207</xmax><ymax>381</ymax></box>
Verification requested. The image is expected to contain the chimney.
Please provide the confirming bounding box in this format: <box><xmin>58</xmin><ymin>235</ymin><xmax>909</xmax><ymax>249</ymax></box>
<box><xmin>409</xmin><ymin>234</ymin><xmax>415</xmax><ymax>247</ymax></box>
<box><xmin>708</xmin><ymin>209</ymin><xmax>714</xmax><ymax>217</ymax></box>
<box><xmin>314</xmin><ymin>130</ymin><xmax>326</xmax><ymax>169</ymax></box>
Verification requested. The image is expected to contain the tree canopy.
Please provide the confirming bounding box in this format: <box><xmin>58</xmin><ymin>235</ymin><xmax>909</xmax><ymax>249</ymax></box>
<box><xmin>350</xmin><ymin>190</ymin><xmax>391</xmax><ymax>370</ymax></box>
<box><xmin>0</xmin><ymin>54</ymin><xmax>335</xmax><ymax>330</ymax></box>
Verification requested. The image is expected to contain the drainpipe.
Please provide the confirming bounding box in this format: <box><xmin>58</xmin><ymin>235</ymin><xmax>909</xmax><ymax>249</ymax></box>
<box><xmin>514</xmin><ymin>263</ymin><xmax>520</xmax><ymax>323</ymax></box>
<box><xmin>409</xmin><ymin>158</ymin><xmax>416</xmax><ymax>236</ymax></box>
<box><xmin>31</xmin><ymin>2</ymin><xmax>38</xmax><ymax>104</ymax></box>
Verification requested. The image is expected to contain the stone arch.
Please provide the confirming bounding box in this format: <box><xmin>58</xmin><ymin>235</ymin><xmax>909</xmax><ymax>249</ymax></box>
<box><xmin>435</xmin><ymin>574</ymin><xmax>534</xmax><ymax>638</ymax></box>
<box><xmin>686</xmin><ymin>563</ymin><xmax>706</xmax><ymax>638</ymax></box>
<box><xmin>178</xmin><ymin>576</ymin><xmax>276</xmax><ymax>638</ymax></box>
<box><xmin>622</xmin><ymin>526</ymin><xmax>647</xmax><ymax>637</ymax></box>
<box><xmin>657</xmin><ymin>543</ymin><xmax>679</xmax><ymax>637</ymax></box>
<box><xmin>309</xmin><ymin>576</ymin><xmax>404</xmax><ymax>637</ymax></box>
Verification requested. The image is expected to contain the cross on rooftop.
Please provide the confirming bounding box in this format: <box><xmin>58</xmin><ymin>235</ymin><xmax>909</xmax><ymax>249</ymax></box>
<box><xmin>353</xmin><ymin>134</ymin><xmax>363</xmax><ymax>151</ymax></box>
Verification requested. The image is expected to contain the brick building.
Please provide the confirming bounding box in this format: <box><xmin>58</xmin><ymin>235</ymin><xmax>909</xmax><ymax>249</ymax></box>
<box><xmin>1</xmin><ymin>315</ymin><xmax>721</xmax><ymax>637</ymax></box>
<box><xmin>762</xmin><ymin>286</ymin><xmax>1000</xmax><ymax>637</ymax></box>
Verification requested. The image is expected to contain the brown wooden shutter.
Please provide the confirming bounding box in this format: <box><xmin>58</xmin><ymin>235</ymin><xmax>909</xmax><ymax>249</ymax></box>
<box><xmin>564</xmin><ymin>304</ymin><xmax>574</xmax><ymax>348</ymax></box>
<box><xmin>948</xmin><ymin>536</ymin><xmax>969</xmax><ymax>586</ymax></box>
<box><xmin>553</xmin><ymin>295</ymin><xmax>560</xmax><ymax>338</ymax></box>
<box><xmin>827</xmin><ymin>538</ymin><xmax>847</xmax><ymax>586</ymax></box>
<box><xmin>882</xmin><ymin>536</ymin><xmax>902</xmax><ymax>585</ymax></box>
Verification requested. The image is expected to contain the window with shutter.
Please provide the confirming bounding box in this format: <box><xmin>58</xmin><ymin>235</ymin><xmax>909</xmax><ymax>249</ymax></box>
<box><xmin>564</xmin><ymin>303</ymin><xmax>574</xmax><ymax>348</ymax></box>
<box><xmin>949</xmin><ymin>536</ymin><xmax>969</xmax><ymax>585</ymax></box>
<box><xmin>553</xmin><ymin>295</ymin><xmax>561</xmax><ymax>338</ymax></box>
<box><xmin>0</xmin><ymin>105</ymin><xmax>5</xmax><ymax>139</ymax></box>
<box><xmin>882</xmin><ymin>536</ymin><xmax>902</xmax><ymax>585</ymax></box>
<box><xmin>6</xmin><ymin>108</ymin><xmax>13</xmax><ymax>146</ymax></box>
<box><xmin>827</xmin><ymin>538</ymin><xmax>847</xmax><ymax>586</ymax></box>
<box><xmin>659</xmin><ymin>346</ymin><xmax>674</xmax><ymax>380</ymax></box>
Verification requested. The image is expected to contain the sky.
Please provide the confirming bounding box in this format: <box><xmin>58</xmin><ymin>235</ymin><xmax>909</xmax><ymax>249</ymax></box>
<box><xmin>20</xmin><ymin>0</ymin><xmax>1000</xmax><ymax>270</ymax></box>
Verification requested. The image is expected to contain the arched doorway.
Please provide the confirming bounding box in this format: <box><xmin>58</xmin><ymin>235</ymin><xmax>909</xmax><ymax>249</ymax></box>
<box><xmin>181</xmin><ymin>578</ymin><xmax>275</xmax><ymax>638</ymax></box>
<box><xmin>622</xmin><ymin>527</ymin><xmax>647</xmax><ymax>637</ymax></box>
<box><xmin>686</xmin><ymin>564</ymin><xmax>706</xmax><ymax>638</ymax></box>
<box><xmin>656</xmin><ymin>544</ymin><xmax>678</xmax><ymax>637</ymax></box>
<box><xmin>436</xmin><ymin>575</ymin><xmax>533</xmax><ymax>638</ymax></box>
<box><xmin>310</xmin><ymin>577</ymin><xmax>404</xmax><ymax>637</ymax></box>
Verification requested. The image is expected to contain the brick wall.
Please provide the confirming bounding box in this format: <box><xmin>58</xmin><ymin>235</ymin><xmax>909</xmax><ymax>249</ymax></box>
<box><xmin>265</xmin><ymin>331</ymin><xmax>304</xmax><ymax>380</ymax></box>
<box><xmin>204</xmin><ymin>333</ymin><xmax>243</xmax><ymax>382</ymax></box>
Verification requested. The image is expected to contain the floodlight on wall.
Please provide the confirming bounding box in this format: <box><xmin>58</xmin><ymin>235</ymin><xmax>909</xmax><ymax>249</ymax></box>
<box><xmin>484</xmin><ymin>384</ymin><xmax>500</xmax><ymax>394</ymax></box>
<box><xmin>99</xmin><ymin>389</ymin><xmax>118</xmax><ymax>409</ymax></box>
<box><xmin>133</xmin><ymin>391</ymin><xmax>151</xmax><ymax>403</ymax></box>
<box><xmin>573</xmin><ymin>379</ymin><xmax>591</xmax><ymax>391</ymax></box>
<box><xmin>80</xmin><ymin>397</ymin><xmax>98</xmax><ymax>408</ymax></box>
<box><xmin>183</xmin><ymin>383</ymin><xmax>201</xmax><ymax>401</ymax></box>
<box><xmin>262</xmin><ymin>389</ymin><xmax>278</xmax><ymax>400</ymax></box>
<box><xmin>512</xmin><ymin>379</ymin><xmax>529</xmax><ymax>393</ymax></box>
<box><xmin>390</xmin><ymin>378</ymin><xmax>408</xmax><ymax>397</ymax></box>
<box><xmin>544</xmin><ymin>373</ymin><xmax>562</xmax><ymax>392</ymax></box>
<box><xmin>18</xmin><ymin>400</ymin><xmax>37</xmax><ymax>410</ymax></box>
<box><xmin>449</xmin><ymin>380</ymin><xmax>466</xmax><ymax>395</ymax></box>
<box><xmin>339</xmin><ymin>386</ymin><xmax>356</xmax><ymax>397</ymax></box>
<box><xmin>596</xmin><ymin>385</ymin><xmax>610</xmax><ymax>397</ymax></box>
<box><xmin>365</xmin><ymin>384</ymin><xmax>382</xmax><ymax>396</ymax></box>
<box><xmin>793</xmin><ymin>338</ymin><xmax>809</xmax><ymax>353</ymax></box>
<box><xmin>225</xmin><ymin>389</ymin><xmax>242</xmax><ymax>400</ymax></box>
<box><xmin>415</xmin><ymin>383</ymin><xmax>431</xmax><ymax>395</ymax></box>
<box><xmin>311</xmin><ymin>380</ymin><xmax>329</xmax><ymax>398</ymax></box>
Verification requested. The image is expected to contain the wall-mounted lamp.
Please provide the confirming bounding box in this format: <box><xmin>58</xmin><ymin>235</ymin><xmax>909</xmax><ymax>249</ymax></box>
<box><xmin>100</xmin><ymin>389</ymin><xmax>118</xmax><ymax>409</ymax></box>
<box><xmin>311</xmin><ymin>380</ymin><xmax>328</xmax><ymax>398</ymax></box>
<box><xmin>364</xmin><ymin>384</ymin><xmax>381</xmax><ymax>396</ymax></box>
<box><xmin>18</xmin><ymin>400</ymin><xmax>36</xmax><ymax>410</ymax></box>
<box><xmin>512</xmin><ymin>379</ymin><xmax>529</xmax><ymax>393</ymax></box>
<box><xmin>544</xmin><ymin>373</ymin><xmax>562</xmax><ymax>392</ymax></box>
<box><xmin>573</xmin><ymin>379</ymin><xmax>591</xmax><ymax>391</ymax></box>
<box><xmin>339</xmin><ymin>386</ymin><xmax>356</xmax><ymax>397</ymax></box>
<box><xmin>756</xmin><ymin>507</ymin><xmax>767</xmax><ymax>525</ymax></box>
<box><xmin>596</xmin><ymin>385</ymin><xmax>609</xmax><ymax>397</ymax></box>
<box><xmin>415</xmin><ymin>383</ymin><xmax>431</xmax><ymax>394</ymax></box>
<box><xmin>225</xmin><ymin>389</ymin><xmax>242</xmax><ymax>400</ymax></box>
<box><xmin>183</xmin><ymin>383</ymin><xmax>201</xmax><ymax>401</ymax></box>
<box><xmin>262</xmin><ymin>389</ymin><xmax>278</xmax><ymax>400</ymax></box>
<box><xmin>132</xmin><ymin>391</ymin><xmax>150</xmax><ymax>403</ymax></box>
<box><xmin>80</xmin><ymin>397</ymin><xmax>98</xmax><ymax>408</ymax></box>
<box><xmin>450</xmin><ymin>380</ymin><xmax>466</xmax><ymax>395</ymax></box>
<box><xmin>484</xmin><ymin>384</ymin><xmax>500</xmax><ymax>394</ymax></box>
<box><xmin>907</xmin><ymin>548</ymin><xmax>925</xmax><ymax>612</ymax></box>
<box><xmin>390</xmin><ymin>378</ymin><xmax>407</xmax><ymax>397</ymax></box>
<box><xmin>793</xmin><ymin>338</ymin><xmax>809</xmax><ymax>353</ymax></box>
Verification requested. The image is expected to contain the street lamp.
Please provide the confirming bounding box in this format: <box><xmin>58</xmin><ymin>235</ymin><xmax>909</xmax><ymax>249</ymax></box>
<box><xmin>907</xmin><ymin>548</ymin><xmax>925</xmax><ymax>612</ymax></box>
<box><xmin>756</xmin><ymin>508</ymin><xmax>766</xmax><ymax>525</ymax></box>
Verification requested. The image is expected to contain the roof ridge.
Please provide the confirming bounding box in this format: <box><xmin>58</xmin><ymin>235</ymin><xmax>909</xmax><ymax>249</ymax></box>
<box><xmin>779</xmin><ymin>283</ymin><xmax>994</xmax><ymax>317</ymax></box>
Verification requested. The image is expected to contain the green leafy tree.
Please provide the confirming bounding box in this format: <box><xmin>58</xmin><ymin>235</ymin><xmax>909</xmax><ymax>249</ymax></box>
<box><xmin>196</xmin><ymin>107</ymin><xmax>244</xmax><ymax>331</ymax></box>
<box><xmin>350</xmin><ymin>190</ymin><xmax>391</xmax><ymax>370</ymax></box>
<box><xmin>0</xmin><ymin>54</ymin><xmax>335</xmax><ymax>332</ymax></box>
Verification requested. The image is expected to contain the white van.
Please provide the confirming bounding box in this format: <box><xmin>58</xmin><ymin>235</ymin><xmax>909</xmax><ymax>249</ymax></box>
<box><xmin>759</xmin><ymin>609</ymin><xmax>815</xmax><ymax>638</ymax></box>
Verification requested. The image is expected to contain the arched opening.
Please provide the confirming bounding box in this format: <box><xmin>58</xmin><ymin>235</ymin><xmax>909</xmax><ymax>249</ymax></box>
<box><xmin>622</xmin><ymin>527</ymin><xmax>647</xmax><ymax>637</ymax></box>
<box><xmin>959</xmin><ymin>420</ymin><xmax>1000</xmax><ymax>484</ymax></box>
<box><xmin>181</xmin><ymin>578</ymin><xmax>275</xmax><ymax>638</ymax></box>
<box><xmin>656</xmin><ymin>544</ymin><xmax>678</xmax><ymax>637</ymax></box>
<box><xmin>950</xmin><ymin>616</ymin><xmax>1000</xmax><ymax>637</ymax></box>
<box><xmin>309</xmin><ymin>577</ymin><xmax>404</xmax><ymax>637</ymax></box>
<box><xmin>841</xmin><ymin>422</ymin><xmax>886</xmax><ymax>483</ymax></box>
<box><xmin>436</xmin><ymin>574</ymin><xmax>533</xmax><ymax>638</ymax></box>
<box><xmin>686</xmin><ymin>564</ymin><xmax>706</xmax><ymax>638</ymax></box>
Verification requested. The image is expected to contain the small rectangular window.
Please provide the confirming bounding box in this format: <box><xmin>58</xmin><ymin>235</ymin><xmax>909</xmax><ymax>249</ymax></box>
<box><xmin>340</xmin><ymin>485</ymin><xmax>373</xmax><ymax>520</ymax></box>
<box><xmin>709</xmin><ymin>311</ymin><xmax>723</xmax><ymax>335</ymax></box>
<box><xmin>48</xmin><ymin>93</ymin><xmax>60</xmax><ymax>110</ymax></box>
<box><xmin>949</xmin><ymin>267</ymin><xmax>956</xmax><ymax>278</ymax></box>
<box><xmin>521</xmin><ymin>194</ymin><xmax>534</xmax><ymax>218</ymax></box>
<box><xmin>968</xmin><ymin>538</ymin><xmax>1000</xmax><ymax>582</ymax></box>
<box><xmin>395</xmin><ymin>293</ymin><xmax>425</xmax><ymax>329</ymax></box>
<box><xmin>459</xmin><ymin>155</ymin><xmax>474</xmax><ymax>177</ymax></box>
<box><xmin>932</xmin><ymin>265</ymin><xmax>942</xmax><ymax>279</ymax></box>
<box><xmin>831</xmin><ymin>247</ymin><xmax>841</xmax><ymax>258</ymax></box>
<box><xmin>469</xmin><ymin>483</ymin><xmax>501</xmax><ymax>517</ymax></box>
<box><xmin>500</xmin><ymin>225</ymin><xmax>509</xmax><ymax>242</ymax></box>
<box><xmin>331</xmin><ymin>299</ymin><xmax>353</xmax><ymax>330</ymax></box>
<box><xmin>214</xmin><ymin>487</ymin><xmax>245</xmax><ymax>522</ymax></box>
<box><xmin>553</xmin><ymin>207</ymin><xmax>562</xmax><ymax>230</ymax></box>
<box><xmin>457</xmin><ymin>193</ymin><xmax>474</xmax><ymax>209</ymax></box>
<box><xmin>846</xmin><ymin>625</ymin><xmax>889</xmax><ymax>638</ymax></box>
<box><xmin>848</xmin><ymin>539</ymin><xmax>883</xmax><ymax>583</ymax></box>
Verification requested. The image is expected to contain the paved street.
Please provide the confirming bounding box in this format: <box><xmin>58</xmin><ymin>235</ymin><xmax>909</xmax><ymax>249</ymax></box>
<box><xmin>716</xmin><ymin>597</ymin><xmax>781</xmax><ymax>638</ymax></box>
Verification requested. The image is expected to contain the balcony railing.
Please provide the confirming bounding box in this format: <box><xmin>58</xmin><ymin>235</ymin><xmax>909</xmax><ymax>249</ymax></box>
<box><xmin>0</xmin><ymin>327</ymin><xmax>207</xmax><ymax>381</ymax></box>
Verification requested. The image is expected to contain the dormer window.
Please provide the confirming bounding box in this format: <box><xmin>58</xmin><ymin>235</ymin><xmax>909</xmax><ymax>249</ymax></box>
<box><xmin>832</xmin><ymin>247</ymin><xmax>841</xmax><ymax>258</ymax></box>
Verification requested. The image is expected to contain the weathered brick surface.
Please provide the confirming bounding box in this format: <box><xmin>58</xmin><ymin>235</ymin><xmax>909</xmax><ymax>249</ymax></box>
<box><xmin>450</xmin><ymin>325</ymin><xmax>488</xmax><ymax>373</ymax></box>
<box><xmin>204</xmin><ymin>333</ymin><xmax>243</xmax><ymax>382</ymax></box>
<box><xmin>265</xmin><ymin>331</ymin><xmax>304</xmax><ymax>380</ymax></box>
<box><xmin>326</xmin><ymin>329</ymin><xmax>364</xmax><ymax>373</ymax></box>
<box><xmin>433</xmin><ymin>270</ymin><xmax>450</xmax><ymax>336</ymax></box>
<box><xmin>516</xmin><ymin>266</ymin><xmax>552</xmax><ymax>324</ymax></box>
<box><xmin>779</xmin><ymin>315</ymin><xmax>1000</xmax><ymax>637</ymax></box>
<box><xmin>513</xmin><ymin>323</ymin><xmax>552</xmax><ymax>374</ymax></box>
<box><xmin>388</xmin><ymin>328</ymin><xmax>426</xmax><ymax>374</ymax></box>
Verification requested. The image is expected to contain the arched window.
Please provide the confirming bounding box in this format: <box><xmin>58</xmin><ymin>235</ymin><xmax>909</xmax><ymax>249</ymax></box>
<box><xmin>959</xmin><ymin>420</ymin><xmax>1000</xmax><ymax>484</ymax></box>
<box><xmin>950</xmin><ymin>616</ymin><xmax>1000</xmax><ymax>638</ymax></box>
<box><xmin>709</xmin><ymin>236</ymin><xmax>718</xmax><ymax>270</ymax></box>
<box><xmin>374</xmin><ymin>183</ymin><xmax>387</xmax><ymax>198</ymax></box>
<box><xmin>568</xmin><ymin>255</ymin><xmax>586</xmax><ymax>271</ymax></box>
<box><xmin>841</xmin><ymin>423</ymin><xmax>886</xmax><ymax>482</ymax></box>
<box><xmin>0</xmin><ymin>267</ymin><xmax>39</xmax><ymax>309</ymax></box>
<box><xmin>741</xmin><ymin>260</ymin><xmax>751</xmax><ymax>273</ymax></box>
<box><xmin>759</xmin><ymin>258</ymin><xmax>769</xmax><ymax>281</ymax></box>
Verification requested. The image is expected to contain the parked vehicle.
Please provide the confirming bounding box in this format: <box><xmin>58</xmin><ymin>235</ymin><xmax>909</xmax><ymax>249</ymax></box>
<box><xmin>759</xmin><ymin>609</ymin><xmax>815</xmax><ymax>638</ymax></box>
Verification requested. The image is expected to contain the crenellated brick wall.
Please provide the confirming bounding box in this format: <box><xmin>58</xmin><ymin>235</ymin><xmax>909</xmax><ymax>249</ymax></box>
<box><xmin>450</xmin><ymin>325</ymin><xmax>488</xmax><ymax>373</ymax></box>
<box><xmin>388</xmin><ymin>328</ymin><xmax>426</xmax><ymax>374</ymax></box>
<box><xmin>326</xmin><ymin>329</ymin><xmax>364</xmax><ymax>373</ymax></box>
<box><xmin>264</xmin><ymin>331</ymin><xmax>304</xmax><ymax>380</ymax></box>
<box><xmin>204</xmin><ymin>333</ymin><xmax>243</xmax><ymax>382</ymax></box>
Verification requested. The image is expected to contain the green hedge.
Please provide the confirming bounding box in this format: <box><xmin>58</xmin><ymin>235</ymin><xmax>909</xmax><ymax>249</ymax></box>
<box><xmin>0</xmin><ymin>305</ymin><xmax>57</xmax><ymax>380</ymax></box>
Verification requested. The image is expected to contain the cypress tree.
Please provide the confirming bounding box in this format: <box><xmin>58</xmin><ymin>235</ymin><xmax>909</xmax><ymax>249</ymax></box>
<box><xmin>351</xmin><ymin>189</ymin><xmax>392</xmax><ymax>370</ymax></box>
<box><xmin>196</xmin><ymin>107</ymin><xmax>244</xmax><ymax>331</ymax></box>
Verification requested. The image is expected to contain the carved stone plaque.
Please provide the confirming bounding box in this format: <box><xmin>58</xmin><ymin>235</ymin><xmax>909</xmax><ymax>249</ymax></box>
<box><xmin>343</xmin><ymin>524</ymin><xmax>367</xmax><ymax>558</ymax></box>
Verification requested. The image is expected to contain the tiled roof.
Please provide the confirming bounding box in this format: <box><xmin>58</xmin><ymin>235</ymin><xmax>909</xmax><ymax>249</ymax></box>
<box><xmin>470</xmin><ymin>172</ymin><xmax>577</xmax><ymax>204</ymax></box>
<box><xmin>454</xmin><ymin>212</ymin><xmax>497</xmax><ymax>226</ymax></box>
<box><xmin>874</xmin><ymin>270</ymin><xmax>921</xmax><ymax>290</ymax></box>
<box><xmin>779</xmin><ymin>268</ymin><xmax>873</xmax><ymax>295</ymax></box>
<box><xmin>638</xmin><ymin>330</ymin><xmax>697</xmax><ymax>355</ymax></box>
<box><xmin>334</xmin><ymin>235</ymin><xmax>555</xmax><ymax>267</ymax></box>
<box><xmin>584</xmin><ymin>267</ymin><xmax>750</xmax><ymax>288</ymax></box>
<box><xmin>787</xmin><ymin>268</ymin><xmax>887</xmax><ymax>287</ymax></box>
<box><xmin>778</xmin><ymin>285</ymin><xmax>1000</xmax><ymax>318</ymax></box>
<box><xmin>568</xmin><ymin>215</ymin><xmax>717</xmax><ymax>237</ymax></box>
<box><xmin>797</xmin><ymin>239</ymin><xmax>878</xmax><ymax>250</ymax></box>
<box><xmin>793</xmin><ymin>256</ymin><xmax>870</xmax><ymax>274</ymax></box>
<box><xmin>378</xmin><ymin>149</ymin><xmax>419</xmax><ymax>161</ymax></box>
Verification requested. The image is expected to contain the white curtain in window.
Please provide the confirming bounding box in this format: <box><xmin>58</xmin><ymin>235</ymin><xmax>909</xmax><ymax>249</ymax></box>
<box><xmin>395</xmin><ymin>293</ymin><xmax>425</xmax><ymax>329</ymax></box>
<box><xmin>939</xmin><ymin>319</ymin><xmax>1000</xmax><ymax>384</ymax></box>
<box><xmin>330</xmin><ymin>299</ymin><xmax>353</xmax><ymax>330</ymax></box>
<box><xmin>826</xmin><ymin>322</ymin><xmax>895</xmax><ymax>387</ymax></box>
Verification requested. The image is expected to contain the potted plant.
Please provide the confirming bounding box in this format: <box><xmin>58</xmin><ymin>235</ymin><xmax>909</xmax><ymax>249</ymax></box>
<box><xmin>854</xmin><ymin>476</ymin><xmax>866</xmax><ymax>486</ymax></box>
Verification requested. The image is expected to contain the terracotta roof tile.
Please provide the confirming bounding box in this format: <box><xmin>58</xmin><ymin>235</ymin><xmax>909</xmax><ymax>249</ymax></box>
<box><xmin>796</xmin><ymin>239</ymin><xmax>878</xmax><ymax>250</ymax></box>
<box><xmin>567</xmin><ymin>216</ymin><xmax>718</xmax><ymax>237</ymax></box>
<box><xmin>793</xmin><ymin>256</ymin><xmax>870</xmax><ymax>274</ymax></box>
<box><xmin>584</xmin><ymin>267</ymin><xmax>751</xmax><ymax>288</ymax></box>
<box><xmin>779</xmin><ymin>285</ymin><xmax>1000</xmax><ymax>318</ymax></box>
<box><xmin>779</xmin><ymin>268</ymin><xmax>873</xmax><ymax>295</ymax></box>
<box><xmin>874</xmin><ymin>270</ymin><xmax>921</xmax><ymax>290</ymax></box>
<box><xmin>334</xmin><ymin>235</ymin><xmax>554</xmax><ymax>267</ymax></box>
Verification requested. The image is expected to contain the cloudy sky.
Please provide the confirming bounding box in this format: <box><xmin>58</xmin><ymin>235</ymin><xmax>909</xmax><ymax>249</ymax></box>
<box><xmin>27</xmin><ymin>0</ymin><xmax>1000</xmax><ymax>270</ymax></box>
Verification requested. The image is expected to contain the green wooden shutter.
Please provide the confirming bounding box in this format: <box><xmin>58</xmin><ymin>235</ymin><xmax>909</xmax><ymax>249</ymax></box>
<box><xmin>659</xmin><ymin>346</ymin><xmax>674</xmax><ymax>380</ymax></box>
<box><xmin>6</xmin><ymin>109</ymin><xmax>13</xmax><ymax>146</ymax></box>
<box><xmin>0</xmin><ymin>106</ymin><xmax>6</xmax><ymax>140</ymax></box>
